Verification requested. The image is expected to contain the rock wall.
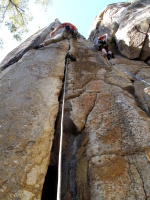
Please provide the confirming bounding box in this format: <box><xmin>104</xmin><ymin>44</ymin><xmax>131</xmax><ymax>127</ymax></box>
<box><xmin>0</xmin><ymin>6</ymin><xmax>150</xmax><ymax>200</ymax></box>
<box><xmin>0</xmin><ymin>19</ymin><xmax>67</xmax><ymax>199</ymax></box>
<box><xmin>89</xmin><ymin>0</ymin><xmax>150</xmax><ymax>64</ymax></box>
<box><xmin>51</xmin><ymin>36</ymin><xmax>150</xmax><ymax>200</ymax></box>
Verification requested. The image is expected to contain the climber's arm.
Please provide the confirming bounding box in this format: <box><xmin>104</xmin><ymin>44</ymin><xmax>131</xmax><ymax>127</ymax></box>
<box><xmin>50</xmin><ymin>24</ymin><xmax>64</xmax><ymax>37</ymax></box>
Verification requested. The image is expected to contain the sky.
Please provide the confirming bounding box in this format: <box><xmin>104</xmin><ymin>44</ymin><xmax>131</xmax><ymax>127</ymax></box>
<box><xmin>0</xmin><ymin>0</ymin><xmax>126</xmax><ymax>62</ymax></box>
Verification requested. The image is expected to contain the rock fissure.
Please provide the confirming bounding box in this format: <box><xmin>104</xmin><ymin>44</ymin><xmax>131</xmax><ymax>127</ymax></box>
<box><xmin>84</xmin><ymin>92</ymin><xmax>98</xmax><ymax>125</ymax></box>
<box><xmin>41</xmin><ymin>59</ymin><xmax>68</xmax><ymax>200</ymax></box>
<box><xmin>88</xmin><ymin>147</ymin><xmax>146</xmax><ymax>158</ymax></box>
<box><xmin>133</xmin><ymin>160</ymin><xmax>147</xmax><ymax>199</ymax></box>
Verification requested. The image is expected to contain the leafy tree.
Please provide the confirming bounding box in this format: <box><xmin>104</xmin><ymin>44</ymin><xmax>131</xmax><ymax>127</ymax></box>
<box><xmin>0</xmin><ymin>0</ymin><xmax>52</xmax><ymax>47</ymax></box>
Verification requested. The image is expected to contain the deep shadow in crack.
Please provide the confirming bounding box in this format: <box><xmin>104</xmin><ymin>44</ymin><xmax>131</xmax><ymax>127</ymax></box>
<box><xmin>41</xmin><ymin>165</ymin><xmax>58</xmax><ymax>200</ymax></box>
<box><xmin>41</xmin><ymin>65</ymin><xmax>79</xmax><ymax>199</ymax></box>
<box><xmin>123</xmin><ymin>85</ymin><xmax>135</xmax><ymax>96</ymax></box>
<box><xmin>41</xmin><ymin>65</ymin><xmax>66</xmax><ymax>200</ymax></box>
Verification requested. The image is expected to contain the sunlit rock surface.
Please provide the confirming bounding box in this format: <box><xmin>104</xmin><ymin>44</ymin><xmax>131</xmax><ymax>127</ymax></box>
<box><xmin>55</xmin><ymin>39</ymin><xmax>150</xmax><ymax>200</ymax></box>
<box><xmin>89</xmin><ymin>0</ymin><xmax>150</xmax><ymax>62</ymax></box>
<box><xmin>0</xmin><ymin>20</ymin><xmax>67</xmax><ymax>199</ymax></box>
<box><xmin>0</xmin><ymin>7</ymin><xmax>150</xmax><ymax>200</ymax></box>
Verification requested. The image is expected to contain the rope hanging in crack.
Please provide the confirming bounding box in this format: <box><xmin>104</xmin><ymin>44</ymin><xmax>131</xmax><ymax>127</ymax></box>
<box><xmin>57</xmin><ymin>58</ymin><xmax>68</xmax><ymax>200</ymax></box>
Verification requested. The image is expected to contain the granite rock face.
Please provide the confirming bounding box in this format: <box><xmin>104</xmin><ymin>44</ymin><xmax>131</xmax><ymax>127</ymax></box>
<box><xmin>89</xmin><ymin>0</ymin><xmax>150</xmax><ymax>63</ymax></box>
<box><xmin>54</xmin><ymin>38</ymin><xmax>150</xmax><ymax>200</ymax></box>
<box><xmin>0</xmin><ymin>16</ymin><xmax>150</xmax><ymax>200</ymax></box>
<box><xmin>0</xmin><ymin>20</ymin><xmax>67</xmax><ymax>199</ymax></box>
<box><xmin>0</xmin><ymin>19</ymin><xmax>61</xmax><ymax>71</ymax></box>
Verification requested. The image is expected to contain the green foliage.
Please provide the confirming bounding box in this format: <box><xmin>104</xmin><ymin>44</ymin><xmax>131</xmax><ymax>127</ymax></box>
<box><xmin>0</xmin><ymin>0</ymin><xmax>52</xmax><ymax>46</ymax></box>
<box><xmin>35</xmin><ymin>0</ymin><xmax>52</xmax><ymax>11</ymax></box>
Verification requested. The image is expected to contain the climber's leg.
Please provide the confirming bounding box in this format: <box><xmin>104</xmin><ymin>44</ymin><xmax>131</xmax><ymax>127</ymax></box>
<box><xmin>65</xmin><ymin>36</ymin><xmax>77</xmax><ymax>61</ymax></box>
<box><xmin>44</xmin><ymin>33</ymin><xmax>64</xmax><ymax>46</ymax></box>
<box><xmin>108</xmin><ymin>51</ymin><xmax>115</xmax><ymax>58</ymax></box>
<box><xmin>33</xmin><ymin>33</ymin><xmax>64</xmax><ymax>49</ymax></box>
<box><xmin>102</xmin><ymin>48</ymin><xmax>107</xmax><ymax>55</ymax></box>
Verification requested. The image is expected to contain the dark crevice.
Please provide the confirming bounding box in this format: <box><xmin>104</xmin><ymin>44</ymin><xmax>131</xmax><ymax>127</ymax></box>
<box><xmin>41</xmin><ymin>165</ymin><xmax>58</xmax><ymax>200</ymax></box>
<box><xmin>41</xmin><ymin>99</ymin><xmax>64</xmax><ymax>200</ymax></box>
<box><xmin>41</xmin><ymin>111</ymin><xmax>60</xmax><ymax>199</ymax></box>
<box><xmin>123</xmin><ymin>85</ymin><xmax>135</xmax><ymax>96</ymax></box>
<box><xmin>144</xmin><ymin>56</ymin><xmax>150</xmax><ymax>66</ymax></box>
<box><xmin>41</xmin><ymin>65</ymin><xmax>66</xmax><ymax>200</ymax></box>
<box><xmin>61</xmin><ymin>101</ymin><xmax>79</xmax><ymax>199</ymax></box>
<box><xmin>145</xmin><ymin>56</ymin><xmax>150</xmax><ymax>63</ymax></box>
<box><xmin>41</xmin><ymin>100</ymin><xmax>80</xmax><ymax>199</ymax></box>
<box><xmin>41</xmin><ymin>62</ymin><xmax>80</xmax><ymax>199</ymax></box>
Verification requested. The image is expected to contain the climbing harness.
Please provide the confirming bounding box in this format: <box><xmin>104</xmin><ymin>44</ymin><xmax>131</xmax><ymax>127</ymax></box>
<box><xmin>110</xmin><ymin>59</ymin><xmax>150</xmax><ymax>95</ymax></box>
<box><xmin>63</xmin><ymin>29</ymin><xmax>78</xmax><ymax>40</ymax></box>
<box><xmin>57</xmin><ymin>58</ymin><xmax>69</xmax><ymax>200</ymax></box>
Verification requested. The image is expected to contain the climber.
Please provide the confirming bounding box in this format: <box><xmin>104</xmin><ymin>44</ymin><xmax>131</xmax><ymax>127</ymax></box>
<box><xmin>94</xmin><ymin>33</ymin><xmax>114</xmax><ymax>60</ymax></box>
<box><xmin>33</xmin><ymin>22</ymin><xmax>78</xmax><ymax>61</ymax></box>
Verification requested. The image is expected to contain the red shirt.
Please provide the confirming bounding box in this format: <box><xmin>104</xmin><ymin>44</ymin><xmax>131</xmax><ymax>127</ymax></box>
<box><xmin>62</xmin><ymin>22</ymin><xmax>77</xmax><ymax>31</ymax></box>
<box><xmin>98</xmin><ymin>36</ymin><xmax>104</xmax><ymax>40</ymax></box>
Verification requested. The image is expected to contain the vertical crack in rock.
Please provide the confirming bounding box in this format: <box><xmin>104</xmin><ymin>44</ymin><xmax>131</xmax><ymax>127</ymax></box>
<box><xmin>69</xmin><ymin>138</ymin><xmax>78</xmax><ymax>200</ymax></box>
<box><xmin>133</xmin><ymin>160</ymin><xmax>147</xmax><ymax>199</ymax></box>
<box><xmin>41</xmin><ymin>65</ymin><xmax>80</xmax><ymax>200</ymax></box>
<box><xmin>84</xmin><ymin>93</ymin><xmax>98</xmax><ymax>125</ymax></box>
<box><xmin>127</xmin><ymin>157</ymin><xmax>134</xmax><ymax>199</ymax></box>
<box><xmin>41</xmin><ymin>165</ymin><xmax>58</xmax><ymax>200</ymax></box>
<box><xmin>138</xmin><ymin>22</ymin><xmax>150</xmax><ymax>60</ymax></box>
<box><xmin>41</xmin><ymin>66</ymin><xmax>67</xmax><ymax>200</ymax></box>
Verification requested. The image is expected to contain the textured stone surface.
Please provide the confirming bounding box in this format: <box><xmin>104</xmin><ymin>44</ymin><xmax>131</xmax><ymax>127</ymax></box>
<box><xmin>0</xmin><ymin>13</ymin><xmax>150</xmax><ymax>200</ymax></box>
<box><xmin>115</xmin><ymin>3</ymin><xmax>150</xmax><ymax>59</ymax></box>
<box><xmin>89</xmin><ymin>0</ymin><xmax>150</xmax><ymax>61</ymax></box>
<box><xmin>0</xmin><ymin>19</ymin><xmax>61</xmax><ymax>71</ymax></box>
<box><xmin>89</xmin><ymin>2</ymin><xmax>130</xmax><ymax>41</ymax></box>
<box><xmin>51</xmin><ymin>37</ymin><xmax>150</xmax><ymax>199</ymax></box>
<box><xmin>0</xmin><ymin>20</ymin><xmax>67</xmax><ymax>199</ymax></box>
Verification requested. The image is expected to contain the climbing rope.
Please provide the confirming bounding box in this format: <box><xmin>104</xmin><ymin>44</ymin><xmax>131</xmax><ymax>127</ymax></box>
<box><xmin>110</xmin><ymin>59</ymin><xmax>150</xmax><ymax>95</ymax></box>
<box><xmin>57</xmin><ymin>58</ymin><xmax>68</xmax><ymax>200</ymax></box>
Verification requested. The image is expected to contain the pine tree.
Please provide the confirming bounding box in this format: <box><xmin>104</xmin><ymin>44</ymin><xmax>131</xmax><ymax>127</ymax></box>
<box><xmin>0</xmin><ymin>0</ymin><xmax>52</xmax><ymax>47</ymax></box>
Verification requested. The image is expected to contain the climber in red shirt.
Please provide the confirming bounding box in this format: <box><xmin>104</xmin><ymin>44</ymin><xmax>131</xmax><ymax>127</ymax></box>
<box><xmin>94</xmin><ymin>33</ymin><xmax>114</xmax><ymax>60</ymax></box>
<box><xmin>33</xmin><ymin>22</ymin><xmax>78</xmax><ymax>61</ymax></box>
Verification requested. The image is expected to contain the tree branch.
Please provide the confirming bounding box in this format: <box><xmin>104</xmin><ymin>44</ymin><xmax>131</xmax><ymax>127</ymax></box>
<box><xmin>0</xmin><ymin>2</ymin><xmax>10</xmax><ymax>23</ymax></box>
<box><xmin>9</xmin><ymin>0</ymin><xmax>25</xmax><ymax>13</ymax></box>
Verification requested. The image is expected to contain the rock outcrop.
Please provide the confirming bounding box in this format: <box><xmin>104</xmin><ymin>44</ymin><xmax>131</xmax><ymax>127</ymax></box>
<box><xmin>0</xmin><ymin>19</ymin><xmax>67</xmax><ymax>199</ymax></box>
<box><xmin>0</xmin><ymin>3</ymin><xmax>150</xmax><ymax>200</ymax></box>
<box><xmin>89</xmin><ymin>0</ymin><xmax>150</xmax><ymax>63</ymax></box>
